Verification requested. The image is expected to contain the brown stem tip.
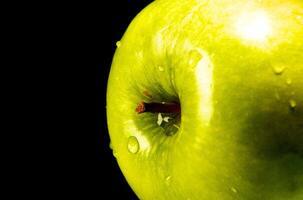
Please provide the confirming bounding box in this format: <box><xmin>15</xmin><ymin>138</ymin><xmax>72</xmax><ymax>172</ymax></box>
<box><xmin>135</xmin><ymin>101</ymin><xmax>181</xmax><ymax>114</ymax></box>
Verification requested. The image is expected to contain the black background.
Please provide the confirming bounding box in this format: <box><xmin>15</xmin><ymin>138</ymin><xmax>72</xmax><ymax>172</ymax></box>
<box><xmin>62</xmin><ymin>0</ymin><xmax>153</xmax><ymax>199</ymax></box>
<box><xmin>8</xmin><ymin>0</ymin><xmax>154</xmax><ymax>199</ymax></box>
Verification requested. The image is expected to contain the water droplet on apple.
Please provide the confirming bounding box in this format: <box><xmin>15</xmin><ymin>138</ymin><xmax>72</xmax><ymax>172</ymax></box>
<box><xmin>289</xmin><ymin>99</ymin><xmax>297</xmax><ymax>109</ymax></box>
<box><xmin>165</xmin><ymin>176</ymin><xmax>171</xmax><ymax>185</ymax></box>
<box><xmin>231</xmin><ymin>187</ymin><xmax>237</xmax><ymax>193</ymax></box>
<box><xmin>113</xmin><ymin>150</ymin><xmax>118</xmax><ymax>158</ymax></box>
<box><xmin>296</xmin><ymin>15</ymin><xmax>303</xmax><ymax>24</ymax></box>
<box><xmin>158</xmin><ymin>65</ymin><xmax>164</xmax><ymax>71</ymax></box>
<box><xmin>127</xmin><ymin>136</ymin><xmax>140</xmax><ymax>154</ymax></box>
<box><xmin>272</xmin><ymin>65</ymin><xmax>285</xmax><ymax>75</ymax></box>
<box><xmin>188</xmin><ymin>49</ymin><xmax>203</xmax><ymax>67</ymax></box>
<box><xmin>110</xmin><ymin>142</ymin><xmax>118</xmax><ymax>157</ymax></box>
<box><xmin>286</xmin><ymin>78</ymin><xmax>292</xmax><ymax>85</ymax></box>
<box><xmin>116</xmin><ymin>41</ymin><xmax>121</xmax><ymax>48</ymax></box>
<box><xmin>136</xmin><ymin>51</ymin><xmax>144</xmax><ymax>59</ymax></box>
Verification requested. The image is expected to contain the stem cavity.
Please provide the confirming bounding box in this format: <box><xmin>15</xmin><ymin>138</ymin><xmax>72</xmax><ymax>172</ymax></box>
<box><xmin>135</xmin><ymin>101</ymin><xmax>181</xmax><ymax>114</ymax></box>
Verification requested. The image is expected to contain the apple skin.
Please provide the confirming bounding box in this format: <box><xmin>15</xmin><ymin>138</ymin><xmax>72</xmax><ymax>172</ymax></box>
<box><xmin>106</xmin><ymin>0</ymin><xmax>303</xmax><ymax>199</ymax></box>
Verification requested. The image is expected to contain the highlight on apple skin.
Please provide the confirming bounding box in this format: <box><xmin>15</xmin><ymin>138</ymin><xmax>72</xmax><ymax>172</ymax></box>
<box><xmin>106</xmin><ymin>0</ymin><xmax>303</xmax><ymax>199</ymax></box>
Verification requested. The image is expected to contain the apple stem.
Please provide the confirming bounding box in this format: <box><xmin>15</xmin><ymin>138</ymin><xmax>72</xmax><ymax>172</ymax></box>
<box><xmin>136</xmin><ymin>101</ymin><xmax>180</xmax><ymax>114</ymax></box>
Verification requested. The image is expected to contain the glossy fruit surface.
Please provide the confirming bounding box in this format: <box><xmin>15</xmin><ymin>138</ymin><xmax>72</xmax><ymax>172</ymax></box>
<box><xmin>107</xmin><ymin>0</ymin><xmax>303</xmax><ymax>199</ymax></box>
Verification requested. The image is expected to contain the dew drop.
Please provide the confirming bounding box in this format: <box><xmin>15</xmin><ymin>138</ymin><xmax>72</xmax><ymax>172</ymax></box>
<box><xmin>116</xmin><ymin>41</ymin><xmax>121</xmax><ymax>48</ymax></box>
<box><xmin>231</xmin><ymin>187</ymin><xmax>238</xmax><ymax>193</ymax></box>
<box><xmin>272</xmin><ymin>65</ymin><xmax>285</xmax><ymax>75</ymax></box>
<box><xmin>289</xmin><ymin>99</ymin><xmax>297</xmax><ymax>109</ymax></box>
<box><xmin>188</xmin><ymin>49</ymin><xmax>203</xmax><ymax>66</ymax></box>
<box><xmin>165</xmin><ymin>176</ymin><xmax>171</xmax><ymax>185</ymax></box>
<box><xmin>127</xmin><ymin>136</ymin><xmax>140</xmax><ymax>154</ymax></box>
<box><xmin>158</xmin><ymin>65</ymin><xmax>164</xmax><ymax>71</ymax></box>
<box><xmin>286</xmin><ymin>78</ymin><xmax>292</xmax><ymax>85</ymax></box>
<box><xmin>110</xmin><ymin>142</ymin><xmax>117</xmax><ymax>157</ymax></box>
<box><xmin>296</xmin><ymin>15</ymin><xmax>303</xmax><ymax>24</ymax></box>
<box><xmin>113</xmin><ymin>150</ymin><xmax>118</xmax><ymax>158</ymax></box>
<box><xmin>136</xmin><ymin>51</ymin><xmax>144</xmax><ymax>59</ymax></box>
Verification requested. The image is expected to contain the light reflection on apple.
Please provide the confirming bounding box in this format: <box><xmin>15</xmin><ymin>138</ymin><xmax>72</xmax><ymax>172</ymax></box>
<box><xmin>125</xmin><ymin>120</ymin><xmax>150</xmax><ymax>153</ymax></box>
<box><xmin>195</xmin><ymin>48</ymin><xmax>213</xmax><ymax>126</ymax></box>
<box><xmin>235</xmin><ymin>10</ymin><xmax>272</xmax><ymax>42</ymax></box>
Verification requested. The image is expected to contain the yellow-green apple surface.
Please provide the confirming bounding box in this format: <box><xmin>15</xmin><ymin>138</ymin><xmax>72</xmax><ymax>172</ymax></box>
<box><xmin>106</xmin><ymin>0</ymin><xmax>303</xmax><ymax>199</ymax></box>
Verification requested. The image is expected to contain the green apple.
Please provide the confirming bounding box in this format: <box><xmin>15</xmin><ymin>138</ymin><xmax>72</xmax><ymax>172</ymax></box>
<box><xmin>106</xmin><ymin>0</ymin><xmax>303</xmax><ymax>199</ymax></box>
